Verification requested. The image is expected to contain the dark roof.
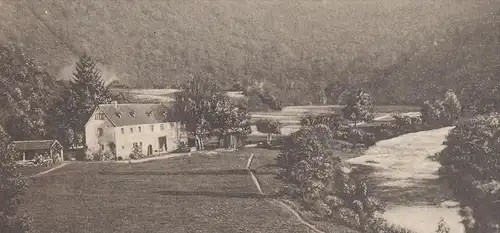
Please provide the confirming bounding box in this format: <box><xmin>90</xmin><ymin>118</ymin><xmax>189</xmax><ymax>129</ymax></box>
<box><xmin>11</xmin><ymin>140</ymin><xmax>60</xmax><ymax>151</ymax></box>
<box><xmin>98</xmin><ymin>103</ymin><xmax>171</xmax><ymax>127</ymax></box>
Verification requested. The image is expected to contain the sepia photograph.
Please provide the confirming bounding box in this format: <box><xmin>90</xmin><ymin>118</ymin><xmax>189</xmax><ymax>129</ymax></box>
<box><xmin>1</xmin><ymin>0</ymin><xmax>500</xmax><ymax>232</ymax></box>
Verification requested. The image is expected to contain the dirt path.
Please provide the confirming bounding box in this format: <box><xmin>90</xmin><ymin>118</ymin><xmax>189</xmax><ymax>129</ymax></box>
<box><xmin>347</xmin><ymin>127</ymin><xmax>464</xmax><ymax>233</ymax></box>
<box><xmin>30</xmin><ymin>162</ymin><xmax>69</xmax><ymax>178</ymax></box>
<box><xmin>246</xmin><ymin>154</ymin><xmax>326</xmax><ymax>233</ymax></box>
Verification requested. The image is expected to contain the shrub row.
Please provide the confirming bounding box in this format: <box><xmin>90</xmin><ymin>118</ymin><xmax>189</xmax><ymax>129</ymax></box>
<box><xmin>17</xmin><ymin>152</ymin><xmax>63</xmax><ymax>167</ymax></box>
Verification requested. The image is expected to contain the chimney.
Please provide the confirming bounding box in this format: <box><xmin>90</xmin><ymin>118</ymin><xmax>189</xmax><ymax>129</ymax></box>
<box><xmin>111</xmin><ymin>101</ymin><xmax>118</xmax><ymax>108</ymax></box>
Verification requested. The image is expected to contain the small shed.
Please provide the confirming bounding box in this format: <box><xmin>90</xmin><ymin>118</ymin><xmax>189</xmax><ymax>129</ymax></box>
<box><xmin>11</xmin><ymin>140</ymin><xmax>64</xmax><ymax>162</ymax></box>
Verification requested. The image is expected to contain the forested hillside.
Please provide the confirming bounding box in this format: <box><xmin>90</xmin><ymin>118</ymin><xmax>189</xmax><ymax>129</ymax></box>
<box><xmin>1</xmin><ymin>0</ymin><xmax>500</xmax><ymax>106</ymax></box>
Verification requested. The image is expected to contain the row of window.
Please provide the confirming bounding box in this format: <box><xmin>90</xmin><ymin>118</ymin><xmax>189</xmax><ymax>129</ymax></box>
<box><xmin>120</xmin><ymin>124</ymin><xmax>165</xmax><ymax>134</ymax></box>
<box><xmin>97</xmin><ymin>124</ymin><xmax>174</xmax><ymax>137</ymax></box>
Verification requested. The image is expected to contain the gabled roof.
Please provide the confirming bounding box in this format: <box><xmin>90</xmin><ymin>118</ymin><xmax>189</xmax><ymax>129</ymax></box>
<box><xmin>98</xmin><ymin>103</ymin><xmax>171</xmax><ymax>127</ymax></box>
<box><xmin>11</xmin><ymin>140</ymin><xmax>61</xmax><ymax>151</ymax></box>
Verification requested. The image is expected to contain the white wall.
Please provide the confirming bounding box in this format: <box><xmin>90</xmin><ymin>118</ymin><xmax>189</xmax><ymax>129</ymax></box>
<box><xmin>85</xmin><ymin>109</ymin><xmax>115</xmax><ymax>154</ymax></box>
<box><xmin>114</xmin><ymin>122</ymin><xmax>186</xmax><ymax>159</ymax></box>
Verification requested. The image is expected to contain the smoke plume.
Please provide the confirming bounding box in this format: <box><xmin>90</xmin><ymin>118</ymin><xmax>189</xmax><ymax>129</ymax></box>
<box><xmin>57</xmin><ymin>56</ymin><xmax>118</xmax><ymax>86</ymax></box>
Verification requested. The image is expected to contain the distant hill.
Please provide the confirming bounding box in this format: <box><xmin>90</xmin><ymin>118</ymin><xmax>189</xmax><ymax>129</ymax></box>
<box><xmin>1</xmin><ymin>0</ymin><xmax>500</xmax><ymax>106</ymax></box>
<box><xmin>367</xmin><ymin>9</ymin><xmax>500</xmax><ymax>107</ymax></box>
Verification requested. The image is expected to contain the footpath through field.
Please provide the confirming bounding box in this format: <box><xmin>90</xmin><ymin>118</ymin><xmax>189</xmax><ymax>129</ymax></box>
<box><xmin>347</xmin><ymin>127</ymin><xmax>464</xmax><ymax>233</ymax></box>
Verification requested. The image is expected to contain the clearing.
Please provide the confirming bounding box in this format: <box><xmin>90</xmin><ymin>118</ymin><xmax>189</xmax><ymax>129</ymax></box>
<box><xmin>20</xmin><ymin>150</ymin><xmax>354</xmax><ymax>233</ymax></box>
<box><xmin>347</xmin><ymin>127</ymin><xmax>464</xmax><ymax>233</ymax></box>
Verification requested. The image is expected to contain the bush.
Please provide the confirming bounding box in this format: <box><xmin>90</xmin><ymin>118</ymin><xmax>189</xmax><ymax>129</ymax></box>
<box><xmin>347</xmin><ymin>128</ymin><xmax>376</xmax><ymax>147</ymax></box>
<box><xmin>421</xmin><ymin>99</ymin><xmax>452</xmax><ymax>127</ymax></box>
<box><xmin>439</xmin><ymin>113</ymin><xmax>500</xmax><ymax>232</ymax></box>
<box><xmin>92</xmin><ymin>150</ymin><xmax>113</xmax><ymax>161</ymax></box>
<box><xmin>175</xmin><ymin>141</ymin><xmax>190</xmax><ymax>153</ymax></box>
<box><xmin>392</xmin><ymin>114</ymin><xmax>423</xmax><ymax>133</ymax></box>
<box><xmin>373</xmin><ymin>115</ymin><xmax>427</xmax><ymax>142</ymax></box>
<box><xmin>332</xmin><ymin>125</ymin><xmax>349</xmax><ymax>141</ymax></box>
<box><xmin>300</xmin><ymin>113</ymin><xmax>345</xmax><ymax>129</ymax></box>
<box><xmin>129</xmin><ymin>143</ymin><xmax>145</xmax><ymax>160</ymax></box>
<box><xmin>83</xmin><ymin>149</ymin><xmax>94</xmax><ymax>161</ymax></box>
<box><xmin>33</xmin><ymin>153</ymin><xmax>53</xmax><ymax>167</ymax></box>
<box><xmin>363</xmin><ymin>132</ymin><xmax>376</xmax><ymax>147</ymax></box>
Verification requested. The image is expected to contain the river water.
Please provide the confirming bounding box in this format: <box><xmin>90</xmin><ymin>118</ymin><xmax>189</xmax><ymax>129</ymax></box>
<box><xmin>347</xmin><ymin>127</ymin><xmax>464</xmax><ymax>233</ymax></box>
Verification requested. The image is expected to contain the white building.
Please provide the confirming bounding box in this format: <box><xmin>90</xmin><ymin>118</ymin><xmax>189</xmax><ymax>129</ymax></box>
<box><xmin>84</xmin><ymin>102</ymin><xmax>186</xmax><ymax>159</ymax></box>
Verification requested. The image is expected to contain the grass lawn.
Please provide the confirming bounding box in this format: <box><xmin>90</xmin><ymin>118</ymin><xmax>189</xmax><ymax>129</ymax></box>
<box><xmin>21</xmin><ymin>151</ymin><xmax>321</xmax><ymax>233</ymax></box>
<box><xmin>20</xmin><ymin>146</ymin><xmax>364</xmax><ymax>233</ymax></box>
<box><xmin>17</xmin><ymin>163</ymin><xmax>60</xmax><ymax>177</ymax></box>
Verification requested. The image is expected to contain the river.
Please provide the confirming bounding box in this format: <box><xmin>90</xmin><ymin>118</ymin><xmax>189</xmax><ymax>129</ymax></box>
<box><xmin>347</xmin><ymin>127</ymin><xmax>464</xmax><ymax>233</ymax></box>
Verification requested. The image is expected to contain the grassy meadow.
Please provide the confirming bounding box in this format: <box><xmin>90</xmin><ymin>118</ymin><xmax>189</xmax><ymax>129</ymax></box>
<box><xmin>20</xmin><ymin>148</ymin><xmax>361</xmax><ymax>233</ymax></box>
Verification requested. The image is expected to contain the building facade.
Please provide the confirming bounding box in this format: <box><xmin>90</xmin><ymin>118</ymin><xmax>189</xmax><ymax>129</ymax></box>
<box><xmin>85</xmin><ymin>102</ymin><xmax>186</xmax><ymax>159</ymax></box>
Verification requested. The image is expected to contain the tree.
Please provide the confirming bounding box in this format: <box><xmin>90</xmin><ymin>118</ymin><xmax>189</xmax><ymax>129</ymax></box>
<box><xmin>277</xmin><ymin>124</ymin><xmax>385</xmax><ymax>229</ymax></box>
<box><xmin>0</xmin><ymin>126</ymin><xmax>32</xmax><ymax>233</ymax></box>
<box><xmin>277</xmin><ymin>124</ymin><xmax>342</xmax><ymax>200</ymax></box>
<box><xmin>311</xmin><ymin>81</ymin><xmax>328</xmax><ymax>105</ymax></box>
<box><xmin>421</xmin><ymin>99</ymin><xmax>448</xmax><ymax>127</ymax></box>
<box><xmin>470</xmin><ymin>84</ymin><xmax>500</xmax><ymax>115</ymax></box>
<box><xmin>169</xmin><ymin>72</ymin><xmax>220</xmax><ymax>150</ymax></box>
<box><xmin>342</xmin><ymin>89</ymin><xmax>374</xmax><ymax>127</ymax></box>
<box><xmin>439</xmin><ymin>113</ymin><xmax>500</xmax><ymax>233</ymax></box>
<box><xmin>53</xmin><ymin>53</ymin><xmax>112</xmax><ymax>148</ymax></box>
<box><xmin>444</xmin><ymin>89</ymin><xmax>461</xmax><ymax>123</ymax></box>
<box><xmin>255</xmin><ymin>119</ymin><xmax>282</xmax><ymax>144</ymax></box>
<box><xmin>259</xmin><ymin>92</ymin><xmax>283</xmax><ymax>111</ymax></box>
<box><xmin>243</xmin><ymin>84</ymin><xmax>283</xmax><ymax>111</ymax></box>
<box><xmin>209</xmin><ymin>94</ymin><xmax>252</xmax><ymax>149</ymax></box>
<box><xmin>0</xmin><ymin>44</ymin><xmax>57</xmax><ymax>141</ymax></box>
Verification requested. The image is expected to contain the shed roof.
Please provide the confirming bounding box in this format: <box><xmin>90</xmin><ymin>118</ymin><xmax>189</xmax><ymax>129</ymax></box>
<box><xmin>11</xmin><ymin>140</ymin><xmax>61</xmax><ymax>151</ymax></box>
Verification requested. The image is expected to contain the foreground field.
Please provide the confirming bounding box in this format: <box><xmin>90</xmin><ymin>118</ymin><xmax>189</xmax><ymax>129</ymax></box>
<box><xmin>21</xmin><ymin>150</ymin><xmax>355</xmax><ymax>233</ymax></box>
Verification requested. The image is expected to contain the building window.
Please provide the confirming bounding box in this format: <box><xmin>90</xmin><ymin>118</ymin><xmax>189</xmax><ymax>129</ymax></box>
<box><xmin>138</xmin><ymin>126</ymin><xmax>142</xmax><ymax>132</ymax></box>
<box><xmin>121</xmin><ymin>128</ymin><xmax>124</xmax><ymax>134</ymax></box>
<box><xmin>121</xmin><ymin>146</ymin><xmax>125</xmax><ymax>149</ymax></box>
<box><xmin>130</xmin><ymin>127</ymin><xmax>134</xmax><ymax>133</ymax></box>
<box><xmin>160</xmin><ymin>124</ymin><xmax>164</xmax><ymax>131</ymax></box>
<box><xmin>95</xmin><ymin>113</ymin><xmax>105</xmax><ymax>120</ymax></box>
<box><xmin>140</xmin><ymin>142</ymin><xmax>143</xmax><ymax>147</ymax></box>
<box><xmin>100</xmin><ymin>144</ymin><xmax>104</xmax><ymax>150</ymax></box>
<box><xmin>97</xmin><ymin>128</ymin><xmax>104</xmax><ymax>136</ymax></box>
<box><xmin>150</xmin><ymin>125</ymin><xmax>154</xmax><ymax>132</ymax></box>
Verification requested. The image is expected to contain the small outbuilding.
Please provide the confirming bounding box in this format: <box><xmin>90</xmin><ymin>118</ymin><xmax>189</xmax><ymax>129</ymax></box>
<box><xmin>10</xmin><ymin>140</ymin><xmax>64</xmax><ymax>162</ymax></box>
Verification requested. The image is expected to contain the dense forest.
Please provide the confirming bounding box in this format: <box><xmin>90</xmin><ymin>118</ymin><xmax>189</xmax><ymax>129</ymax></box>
<box><xmin>1</xmin><ymin>0</ymin><xmax>500</xmax><ymax>107</ymax></box>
